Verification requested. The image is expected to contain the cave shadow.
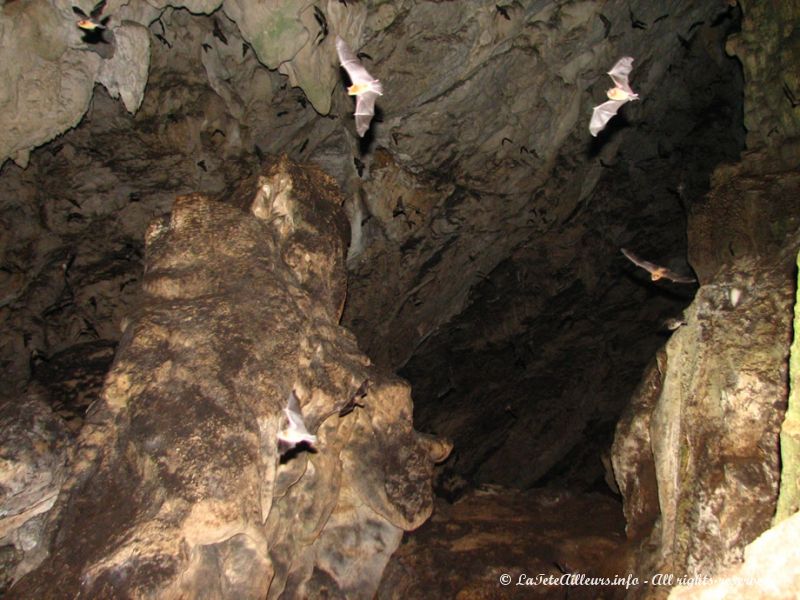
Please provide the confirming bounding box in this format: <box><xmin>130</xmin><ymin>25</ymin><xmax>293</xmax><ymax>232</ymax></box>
<box><xmin>586</xmin><ymin>114</ymin><xmax>632</xmax><ymax>159</ymax></box>
<box><xmin>279</xmin><ymin>441</ymin><xmax>317</xmax><ymax>464</ymax></box>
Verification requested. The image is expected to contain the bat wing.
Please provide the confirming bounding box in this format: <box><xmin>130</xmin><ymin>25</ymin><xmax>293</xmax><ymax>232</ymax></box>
<box><xmin>281</xmin><ymin>390</ymin><xmax>316</xmax><ymax>443</ymax></box>
<box><xmin>590</xmin><ymin>99</ymin><xmax>626</xmax><ymax>136</ymax></box>
<box><xmin>620</xmin><ymin>248</ymin><xmax>661</xmax><ymax>274</ymax></box>
<box><xmin>662</xmin><ymin>269</ymin><xmax>696</xmax><ymax>284</ymax></box>
<box><xmin>336</xmin><ymin>36</ymin><xmax>376</xmax><ymax>86</ymax></box>
<box><xmin>608</xmin><ymin>56</ymin><xmax>634</xmax><ymax>94</ymax></box>
<box><xmin>354</xmin><ymin>92</ymin><xmax>379</xmax><ymax>137</ymax></box>
<box><xmin>90</xmin><ymin>0</ymin><xmax>106</xmax><ymax>19</ymax></box>
<box><xmin>72</xmin><ymin>6</ymin><xmax>88</xmax><ymax>17</ymax></box>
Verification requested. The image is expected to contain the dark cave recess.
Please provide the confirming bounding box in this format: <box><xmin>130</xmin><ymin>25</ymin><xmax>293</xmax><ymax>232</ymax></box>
<box><xmin>397</xmin><ymin>9</ymin><xmax>744</xmax><ymax>498</ymax></box>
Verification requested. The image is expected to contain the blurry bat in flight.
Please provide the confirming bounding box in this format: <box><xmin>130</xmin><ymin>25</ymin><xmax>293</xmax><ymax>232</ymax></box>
<box><xmin>590</xmin><ymin>57</ymin><xmax>639</xmax><ymax>136</ymax></box>
<box><xmin>72</xmin><ymin>0</ymin><xmax>110</xmax><ymax>43</ymax></box>
<box><xmin>621</xmin><ymin>248</ymin><xmax>696</xmax><ymax>283</ymax></box>
<box><xmin>277</xmin><ymin>390</ymin><xmax>317</xmax><ymax>454</ymax></box>
<box><xmin>335</xmin><ymin>36</ymin><xmax>383</xmax><ymax>137</ymax></box>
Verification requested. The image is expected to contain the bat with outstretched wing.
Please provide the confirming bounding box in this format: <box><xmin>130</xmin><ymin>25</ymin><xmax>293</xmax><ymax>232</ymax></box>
<box><xmin>621</xmin><ymin>248</ymin><xmax>696</xmax><ymax>284</ymax></box>
<box><xmin>72</xmin><ymin>0</ymin><xmax>111</xmax><ymax>44</ymax></box>
<box><xmin>277</xmin><ymin>390</ymin><xmax>317</xmax><ymax>453</ymax></box>
<box><xmin>590</xmin><ymin>57</ymin><xmax>639</xmax><ymax>136</ymax></box>
<box><xmin>72</xmin><ymin>0</ymin><xmax>109</xmax><ymax>30</ymax></box>
<box><xmin>335</xmin><ymin>36</ymin><xmax>383</xmax><ymax>137</ymax></box>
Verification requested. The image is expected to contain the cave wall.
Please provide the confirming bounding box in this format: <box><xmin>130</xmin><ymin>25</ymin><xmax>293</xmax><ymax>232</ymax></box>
<box><xmin>0</xmin><ymin>0</ymin><xmax>798</xmax><ymax>596</ymax></box>
<box><xmin>1</xmin><ymin>0</ymin><xmax>747</xmax><ymax>500</ymax></box>
<box><xmin>611</xmin><ymin>0</ymin><xmax>800</xmax><ymax>596</ymax></box>
<box><xmin>6</xmin><ymin>158</ymin><xmax>450</xmax><ymax>598</ymax></box>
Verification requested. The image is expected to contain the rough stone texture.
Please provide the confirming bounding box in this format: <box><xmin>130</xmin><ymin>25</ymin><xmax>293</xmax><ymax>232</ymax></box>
<box><xmin>344</xmin><ymin>0</ymin><xmax>744</xmax><ymax>495</ymax></box>
<box><xmin>775</xmin><ymin>250</ymin><xmax>800</xmax><ymax>523</ymax></box>
<box><xmin>1</xmin><ymin>0</ymin><xmax>798</xmax><ymax>596</ymax></box>
<box><xmin>378</xmin><ymin>486</ymin><xmax>629</xmax><ymax>600</ymax></box>
<box><xmin>724</xmin><ymin>0</ymin><xmax>800</xmax><ymax>163</ymax></box>
<box><xmin>0</xmin><ymin>388</ymin><xmax>70</xmax><ymax>593</ymax></box>
<box><xmin>611</xmin><ymin>349</ymin><xmax>664</xmax><ymax>543</ymax></box>
<box><xmin>6</xmin><ymin>157</ymin><xmax>449</xmax><ymax>598</ymax></box>
<box><xmin>610</xmin><ymin>0</ymin><xmax>800</xmax><ymax>596</ymax></box>
<box><xmin>668</xmin><ymin>510</ymin><xmax>800</xmax><ymax>600</ymax></box>
<box><xmin>612</xmin><ymin>250</ymin><xmax>795</xmax><ymax>599</ymax></box>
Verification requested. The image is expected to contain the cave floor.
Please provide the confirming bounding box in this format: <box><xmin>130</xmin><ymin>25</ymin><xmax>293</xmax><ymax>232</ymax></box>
<box><xmin>379</xmin><ymin>487</ymin><xmax>630</xmax><ymax>600</ymax></box>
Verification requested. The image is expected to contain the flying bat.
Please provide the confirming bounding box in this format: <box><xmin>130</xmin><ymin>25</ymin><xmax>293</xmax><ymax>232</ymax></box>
<box><xmin>339</xmin><ymin>378</ymin><xmax>369</xmax><ymax>417</ymax></box>
<box><xmin>590</xmin><ymin>57</ymin><xmax>639</xmax><ymax>136</ymax></box>
<box><xmin>335</xmin><ymin>36</ymin><xmax>383</xmax><ymax>137</ymax></box>
<box><xmin>277</xmin><ymin>390</ymin><xmax>317</xmax><ymax>453</ymax></box>
<box><xmin>72</xmin><ymin>0</ymin><xmax>111</xmax><ymax>44</ymax></box>
<box><xmin>621</xmin><ymin>248</ymin><xmax>696</xmax><ymax>283</ymax></box>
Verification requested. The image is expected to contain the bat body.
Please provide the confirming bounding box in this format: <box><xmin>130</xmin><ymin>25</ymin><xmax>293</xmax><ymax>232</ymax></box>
<box><xmin>590</xmin><ymin>57</ymin><xmax>639</xmax><ymax>136</ymax></box>
<box><xmin>335</xmin><ymin>36</ymin><xmax>383</xmax><ymax>137</ymax></box>
<box><xmin>73</xmin><ymin>0</ymin><xmax>111</xmax><ymax>45</ymax></box>
<box><xmin>621</xmin><ymin>248</ymin><xmax>696</xmax><ymax>284</ymax></box>
<box><xmin>277</xmin><ymin>390</ymin><xmax>317</xmax><ymax>452</ymax></box>
<box><xmin>73</xmin><ymin>0</ymin><xmax>109</xmax><ymax>30</ymax></box>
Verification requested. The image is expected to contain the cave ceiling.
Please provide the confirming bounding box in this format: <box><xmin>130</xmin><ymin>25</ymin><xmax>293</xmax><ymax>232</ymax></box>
<box><xmin>0</xmin><ymin>0</ymin><xmax>745</xmax><ymax>492</ymax></box>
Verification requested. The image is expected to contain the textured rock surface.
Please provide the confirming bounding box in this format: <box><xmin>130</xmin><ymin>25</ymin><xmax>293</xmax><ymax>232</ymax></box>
<box><xmin>1</xmin><ymin>0</ymin><xmax>745</xmax><ymax>498</ymax></box>
<box><xmin>1</xmin><ymin>0</ymin><xmax>798</xmax><ymax>596</ymax></box>
<box><xmin>724</xmin><ymin>0</ymin><xmax>800</xmax><ymax>162</ymax></box>
<box><xmin>668</xmin><ymin>510</ymin><xmax>800</xmax><ymax>600</ymax></box>
<box><xmin>0</xmin><ymin>389</ymin><xmax>70</xmax><ymax>594</ymax></box>
<box><xmin>775</xmin><ymin>250</ymin><xmax>800</xmax><ymax>523</ymax></box>
<box><xmin>344</xmin><ymin>0</ymin><xmax>744</xmax><ymax>495</ymax></box>
<box><xmin>7</xmin><ymin>157</ymin><xmax>449</xmax><ymax>598</ymax></box>
<box><xmin>378</xmin><ymin>486</ymin><xmax>629</xmax><ymax>600</ymax></box>
<box><xmin>610</xmin><ymin>0</ymin><xmax>800</xmax><ymax>595</ymax></box>
<box><xmin>612</xmin><ymin>250</ymin><xmax>796</xmax><ymax>599</ymax></box>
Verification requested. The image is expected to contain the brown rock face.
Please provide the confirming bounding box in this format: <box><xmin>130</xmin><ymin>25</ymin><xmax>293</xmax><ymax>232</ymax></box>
<box><xmin>608</xmin><ymin>1</ymin><xmax>800</xmax><ymax>594</ymax></box>
<box><xmin>8</xmin><ymin>157</ymin><xmax>449</xmax><ymax>599</ymax></box>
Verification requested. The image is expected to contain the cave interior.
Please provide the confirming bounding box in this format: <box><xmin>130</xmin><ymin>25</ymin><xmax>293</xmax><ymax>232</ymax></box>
<box><xmin>2</xmin><ymin>0</ymin><xmax>799</xmax><ymax>597</ymax></box>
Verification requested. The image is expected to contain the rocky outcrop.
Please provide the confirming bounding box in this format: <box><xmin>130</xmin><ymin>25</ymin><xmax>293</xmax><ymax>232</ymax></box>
<box><xmin>611</xmin><ymin>1</ymin><xmax>800</xmax><ymax>596</ymax></box>
<box><xmin>668</xmin><ymin>510</ymin><xmax>800</xmax><ymax>600</ymax></box>
<box><xmin>7</xmin><ymin>156</ymin><xmax>450</xmax><ymax>598</ymax></box>
<box><xmin>775</xmin><ymin>250</ymin><xmax>800</xmax><ymax>523</ymax></box>
<box><xmin>612</xmin><ymin>248</ymin><xmax>796</xmax><ymax>599</ymax></box>
<box><xmin>0</xmin><ymin>389</ymin><xmax>70</xmax><ymax>593</ymax></box>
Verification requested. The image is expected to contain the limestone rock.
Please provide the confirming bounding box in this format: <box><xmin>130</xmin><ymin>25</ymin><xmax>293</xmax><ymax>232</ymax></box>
<box><xmin>7</xmin><ymin>156</ymin><xmax>448</xmax><ymax>598</ymax></box>
<box><xmin>775</xmin><ymin>249</ymin><xmax>800</xmax><ymax>522</ymax></box>
<box><xmin>725</xmin><ymin>0</ymin><xmax>800</xmax><ymax>163</ymax></box>
<box><xmin>97</xmin><ymin>21</ymin><xmax>151</xmax><ymax>114</ymax></box>
<box><xmin>668</xmin><ymin>510</ymin><xmax>800</xmax><ymax>600</ymax></box>
<box><xmin>611</xmin><ymin>248</ymin><xmax>797</xmax><ymax>599</ymax></box>
<box><xmin>0</xmin><ymin>389</ymin><xmax>70</xmax><ymax>590</ymax></box>
<box><xmin>0</xmin><ymin>0</ymin><xmax>97</xmax><ymax>167</ymax></box>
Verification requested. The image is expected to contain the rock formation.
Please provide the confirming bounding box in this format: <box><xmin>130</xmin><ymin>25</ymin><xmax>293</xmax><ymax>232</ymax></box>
<box><xmin>611</xmin><ymin>1</ymin><xmax>800</xmax><ymax>597</ymax></box>
<box><xmin>0</xmin><ymin>0</ymin><xmax>798</xmax><ymax>597</ymax></box>
<box><xmin>5</xmin><ymin>157</ymin><xmax>450</xmax><ymax>598</ymax></box>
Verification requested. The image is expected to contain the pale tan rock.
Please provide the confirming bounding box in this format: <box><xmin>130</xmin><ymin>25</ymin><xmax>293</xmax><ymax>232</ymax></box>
<box><xmin>669</xmin><ymin>510</ymin><xmax>800</xmax><ymax>600</ymax></box>
<box><xmin>7</xmin><ymin>156</ymin><xmax>449</xmax><ymax>598</ymax></box>
<box><xmin>0</xmin><ymin>388</ymin><xmax>70</xmax><ymax>587</ymax></box>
